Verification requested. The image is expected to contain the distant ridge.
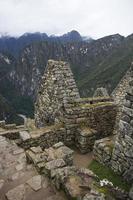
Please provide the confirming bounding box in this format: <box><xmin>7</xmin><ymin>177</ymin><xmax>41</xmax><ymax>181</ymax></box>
<box><xmin>0</xmin><ymin>30</ymin><xmax>93</xmax><ymax>57</ymax></box>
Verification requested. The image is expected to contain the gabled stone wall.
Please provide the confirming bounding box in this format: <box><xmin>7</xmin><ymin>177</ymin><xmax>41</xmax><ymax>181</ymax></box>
<box><xmin>35</xmin><ymin>60</ymin><xmax>80</xmax><ymax>127</ymax></box>
<box><xmin>111</xmin><ymin>67</ymin><xmax>132</xmax><ymax>105</ymax></box>
<box><xmin>111</xmin><ymin>66</ymin><xmax>133</xmax><ymax>182</ymax></box>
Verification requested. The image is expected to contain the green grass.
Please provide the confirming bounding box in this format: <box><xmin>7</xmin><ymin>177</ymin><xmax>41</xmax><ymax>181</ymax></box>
<box><xmin>88</xmin><ymin>160</ymin><xmax>131</xmax><ymax>192</ymax></box>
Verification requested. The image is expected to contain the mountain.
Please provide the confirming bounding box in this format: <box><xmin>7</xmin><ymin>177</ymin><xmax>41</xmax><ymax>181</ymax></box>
<box><xmin>54</xmin><ymin>30</ymin><xmax>83</xmax><ymax>42</ymax></box>
<box><xmin>0</xmin><ymin>31</ymin><xmax>133</xmax><ymax>119</ymax></box>
<box><xmin>0</xmin><ymin>52</ymin><xmax>23</xmax><ymax>124</ymax></box>
<box><xmin>9</xmin><ymin>33</ymin><xmax>125</xmax><ymax>97</ymax></box>
<box><xmin>0</xmin><ymin>52</ymin><xmax>34</xmax><ymax>122</ymax></box>
<box><xmin>0</xmin><ymin>30</ymin><xmax>90</xmax><ymax>57</ymax></box>
<box><xmin>77</xmin><ymin>34</ymin><xmax>133</xmax><ymax>96</ymax></box>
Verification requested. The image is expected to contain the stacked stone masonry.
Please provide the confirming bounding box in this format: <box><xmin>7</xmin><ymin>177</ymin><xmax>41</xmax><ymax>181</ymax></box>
<box><xmin>32</xmin><ymin>98</ymin><xmax>117</xmax><ymax>153</ymax></box>
<box><xmin>93</xmin><ymin>65</ymin><xmax>133</xmax><ymax>184</ymax></box>
<box><xmin>111</xmin><ymin>67</ymin><xmax>133</xmax><ymax>136</ymax></box>
<box><xmin>1</xmin><ymin>59</ymin><xmax>133</xmax><ymax>199</ymax></box>
<box><xmin>111</xmin><ymin>66</ymin><xmax>133</xmax><ymax>182</ymax></box>
<box><xmin>64</xmin><ymin>97</ymin><xmax>117</xmax><ymax>153</ymax></box>
<box><xmin>111</xmin><ymin>67</ymin><xmax>132</xmax><ymax>105</ymax></box>
<box><xmin>35</xmin><ymin>60</ymin><xmax>80</xmax><ymax>127</ymax></box>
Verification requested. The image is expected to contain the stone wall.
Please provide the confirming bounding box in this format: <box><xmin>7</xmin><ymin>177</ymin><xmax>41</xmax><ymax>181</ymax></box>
<box><xmin>111</xmin><ymin>67</ymin><xmax>132</xmax><ymax>105</ymax></box>
<box><xmin>1</xmin><ymin>98</ymin><xmax>117</xmax><ymax>153</ymax></box>
<box><xmin>19</xmin><ymin>126</ymin><xmax>72</xmax><ymax>150</ymax></box>
<box><xmin>64</xmin><ymin>97</ymin><xmax>116</xmax><ymax>132</ymax></box>
<box><xmin>111</xmin><ymin>65</ymin><xmax>133</xmax><ymax>182</ymax></box>
<box><xmin>34</xmin><ymin>60</ymin><xmax>117</xmax><ymax>153</ymax></box>
<box><xmin>63</xmin><ymin>97</ymin><xmax>117</xmax><ymax>152</ymax></box>
<box><xmin>111</xmin><ymin>67</ymin><xmax>132</xmax><ymax>136</ymax></box>
<box><xmin>93</xmin><ymin>136</ymin><xmax>115</xmax><ymax>166</ymax></box>
<box><xmin>35</xmin><ymin>60</ymin><xmax>80</xmax><ymax>127</ymax></box>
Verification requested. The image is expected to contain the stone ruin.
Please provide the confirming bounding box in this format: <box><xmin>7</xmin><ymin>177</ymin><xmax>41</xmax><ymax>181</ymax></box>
<box><xmin>34</xmin><ymin>59</ymin><xmax>133</xmax><ymax>198</ymax></box>
<box><xmin>93</xmin><ymin>65</ymin><xmax>133</xmax><ymax>180</ymax></box>
<box><xmin>93</xmin><ymin>65</ymin><xmax>133</xmax><ymax>199</ymax></box>
<box><xmin>34</xmin><ymin>60</ymin><xmax>117</xmax><ymax>153</ymax></box>
<box><xmin>0</xmin><ymin>59</ymin><xmax>133</xmax><ymax>200</ymax></box>
<box><xmin>111</xmin><ymin>65</ymin><xmax>133</xmax><ymax>181</ymax></box>
<box><xmin>35</xmin><ymin>60</ymin><xmax>80</xmax><ymax>127</ymax></box>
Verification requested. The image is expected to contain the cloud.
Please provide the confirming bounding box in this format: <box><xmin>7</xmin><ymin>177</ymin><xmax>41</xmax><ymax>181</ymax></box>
<box><xmin>0</xmin><ymin>0</ymin><xmax>132</xmax><ymax>38</ymax></box>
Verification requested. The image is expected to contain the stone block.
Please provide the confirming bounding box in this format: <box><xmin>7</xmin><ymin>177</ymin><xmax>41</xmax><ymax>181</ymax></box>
<box><xmin>44</xmin><ymin>159</ymin><xmax>66</xmax><ymax>176</ymax></box>
<box><xmin>26</xmin><ymin>175</ymin><xmax>42</xmax><ymax>191</ymax></box>
<box><xmin>19</xmin><ymin>131</ymin><xmax>31</xmax><ymax>141</ymax></box>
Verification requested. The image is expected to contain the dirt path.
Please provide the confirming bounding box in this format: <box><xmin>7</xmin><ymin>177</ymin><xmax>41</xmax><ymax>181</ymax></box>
<box><xmin>73</xmin><ymin>149</ymin><xmax>93</xmax><ymax>168</ymax></box>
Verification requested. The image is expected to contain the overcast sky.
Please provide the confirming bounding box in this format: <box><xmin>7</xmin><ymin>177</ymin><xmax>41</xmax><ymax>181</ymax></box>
<box><xmin>0</xmin><ymin>0</ymin><xmax>132</xmax><ymax>39</ymax></box>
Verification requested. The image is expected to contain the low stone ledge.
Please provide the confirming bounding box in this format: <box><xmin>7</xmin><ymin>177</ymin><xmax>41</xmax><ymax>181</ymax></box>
<box><xmin>26</xmin><ymin>142</ymin><xmax>74</xmax><ymax>174</ymax></box>
<box><xmin>4</xmin><ymin>123</ymin><xmax>16</xmax><ymax>130</ymax></box>
<box><xmin>19</xmin><ymin>127</ymin><xmax>68</xmax><ymax>150</ymax></box>
<box><xmin>0</xmin><ymin>129</ymin><xmax>28</xmax><ymax>140</ymax></box>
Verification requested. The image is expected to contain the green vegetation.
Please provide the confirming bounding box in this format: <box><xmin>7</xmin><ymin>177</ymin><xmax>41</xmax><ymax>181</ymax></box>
<box><xmin>88</xmin><ymin>160</ymin><xmax>130</xmax><ymax>192</ymax></box>
<box><xmin>0</xmin><ymin>94</ymin><xmax>23</xmax><ymax>125</ymax></box>
<box><xmin>76</xmin><ymin>37</ymin><xmax>133</xmax><ymax>97</ymax></box>
<box><xmin>11</xmin><ymin>96</ymin><xmax>34</xmax><ymax>118</ymax></box>
<box><xmin>0</xmin><ymin>77</ymin><xmax>34</xmax><ymax>118</ymax></box>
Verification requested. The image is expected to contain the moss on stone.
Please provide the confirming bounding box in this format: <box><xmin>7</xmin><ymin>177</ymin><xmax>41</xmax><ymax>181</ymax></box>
<box><xmin>88</xmin><ymin>160</ymin><xmax>131</xmax><ymax>192</ymax></box>
<box><xmin>80</xmin><ymin>102</ymin><xmax>114</xmax><ymax>109</ymax></box>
